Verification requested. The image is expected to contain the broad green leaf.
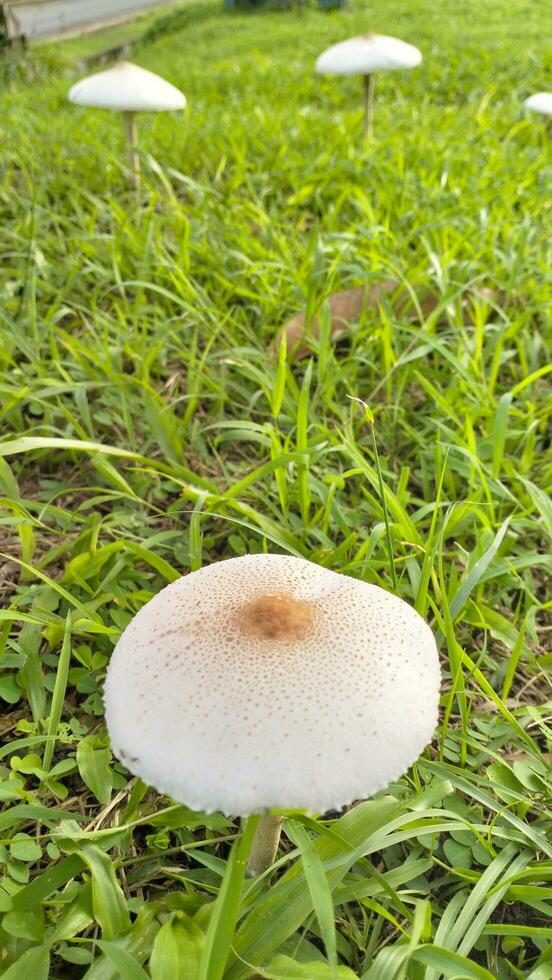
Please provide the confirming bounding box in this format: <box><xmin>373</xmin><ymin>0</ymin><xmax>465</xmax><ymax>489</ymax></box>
<box><xmin>11</xmin><ymin>855</ymin><xmax>85</xmax><ymax>912</ymax></box>
<box><xmin>58</xmin><ymin>944</ymin><xmax>94</xmax><ymax>965</ymax></box>
<box><xmin>268</xmin><ymin>955</ymin><xmax>358</xmax><ymax>979</ymax></box>
<box><xmin>96</xmin><ymin>941</ymin><xmax>150</xmax><ymax>980</ymax></box>
<box><xmin>526</xmin><ymin>967</ymin><xmax>552</xmax><ymax>980</ymax></box>
<box><xmin>48</xmin><ymin>881</ymin><xmax>94</xmax><ymax>944</ymax></box>
<box><xmin>411</xmin><ymin>945</ymin><xmax>496</xmax><ymax>979</ymax></box>
<box><xmin>80</xmin><ymin>844</ymin><xmax>131</xmax><ymax>940</ymax></box>
<box><xmin>76</xmin><ymin>734</ymin><xmax>113</xmax><ymax>804</ymax></box>
<box><xmin>9</xmin><ymin>833</ymin><xmax>42</xmax><ymax>862</ymax></box>
<box><xmin>150</xmin><ymin>912</ymin><xmax>204</xmax><ymax>979</ymax></box>
<box><xmin>0</xmin><ymin>675</ymin><xmax>21</xmax><ymax>703</ymax></box>
<box><xmin>443</xmin><ymin>839</ymin><xmax>472</xmax><ymax>869</ymax></box>
<box><xmin>82</xmin><ymin>905</ymin><xmax>160</xmax><ymax>980</ymax></box>
<box><xmin>1</xmin><ymin>945</ymin><xmax>50</xmax><ymax>980</ymax></box>
<box><xmin>0</xmin><ymin>456</ymin><xmax>20</xmax><ymax>497</ymax></box>
<box><xmin>2</xmin><ymin>908</ymin><xmax>44</xmax><ymax>942</ymax></box>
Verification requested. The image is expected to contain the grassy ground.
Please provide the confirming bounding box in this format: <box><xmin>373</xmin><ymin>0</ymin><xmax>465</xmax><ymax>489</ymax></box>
<box><xmin>1</xmin><ymin>0</ymin><xmax>551</xmax><ymax>976</ymax></box>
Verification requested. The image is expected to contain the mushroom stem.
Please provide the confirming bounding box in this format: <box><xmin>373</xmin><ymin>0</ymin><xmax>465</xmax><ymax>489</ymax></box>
<box><xmin>246</xmin><ymin>813</ymin><xmax>283</xmax><ymax>876</ymax></box>
<box><xmin>123</xmin><ymin>110</ymin><xmax>140</xmax><ymax>193</ymax></box>
<box><xmin>363</xmin><ymin>73</ymin><xmax>375</xmax><ymax>140</ymax></box>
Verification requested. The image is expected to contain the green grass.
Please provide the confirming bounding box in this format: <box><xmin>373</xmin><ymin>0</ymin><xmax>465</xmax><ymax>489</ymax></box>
<box><xmin>1</xmin><ymin>0</ymin><xmax>551</xmax><ymax>976</ymax></box>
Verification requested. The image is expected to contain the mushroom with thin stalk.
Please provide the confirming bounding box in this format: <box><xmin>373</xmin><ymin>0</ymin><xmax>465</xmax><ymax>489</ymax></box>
<box><xmin>104</xmin><ymin>554</ymin><xmax>440</xmax><ymax>876</ymax></box>
<box><xmin>315</xmin><ymin>34</ymin><xmax>422</xmax><ymax>140</ymax></box>
<box><xmin>68</xmin><ymin>61</ymin><xmax>186</xmax><ymax>192</ymax></box>
<box><xmin>524</xmin><ymin>92</ymin><xmax>552</xmax><ymax>130</ymax></box>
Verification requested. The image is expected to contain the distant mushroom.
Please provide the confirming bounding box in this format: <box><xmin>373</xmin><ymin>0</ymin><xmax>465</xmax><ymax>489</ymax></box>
<box><xmin>104</xmin><ymin>554</ymin><xmax>440</xmax><ymax>876</ymax></box>
<box><xmin>68</xmin><ymin>61</ymin><xmax>186</xmax><ymax>192</ymax></box>
<box><xmin>315</xmin><ymin>34</ymin><xmax>422</xmax><ymax>140</ymax></box>
<box><xmin>524</xmin><ymin>92</ymin><xmax>552</xmax><ymax>129</ymax></box>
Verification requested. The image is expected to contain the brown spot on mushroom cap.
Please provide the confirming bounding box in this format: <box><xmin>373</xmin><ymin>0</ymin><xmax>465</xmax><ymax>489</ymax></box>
<box><xmin>236</xmin><ymin>593</ymin><xmax>314</xmax><ymax>642</ymax></box>
<box><xmin>103</xmin><ymin>554</ymin><xmax>440</xmax><ymax>816</ymax></box>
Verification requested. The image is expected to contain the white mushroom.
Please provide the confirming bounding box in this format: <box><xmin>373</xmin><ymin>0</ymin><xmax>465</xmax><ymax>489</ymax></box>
<box><xmin>315</xmin><ymin>34</ymin><xmax>422</xmax><ymax>139</ymax></box>
<box><xmin>104</xmin><ymin>554</ymin><xmax>440</xmax><ymax>874</ymax></box>
<box><xmin>524</xmin><ymin>92</ymin><xmax>552</xmax><ymax>122</ymax></box>
<box><xmin>68</xmin><ymin>62</ymin><xmax>186</xmax><ymax>192</ymax></box>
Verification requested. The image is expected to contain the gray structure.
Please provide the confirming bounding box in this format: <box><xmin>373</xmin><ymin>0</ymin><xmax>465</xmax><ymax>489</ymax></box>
<box><xmin>6</xmin><ymin>0</ymin><xmax>173</xmax><ymax>41</ymax></box>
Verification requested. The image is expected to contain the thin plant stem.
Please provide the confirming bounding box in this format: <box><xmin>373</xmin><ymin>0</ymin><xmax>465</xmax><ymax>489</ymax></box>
<box><xmin>363</xmin><ymin>73</ymin><xmax>375</xmax><ymax>141</ymax></box>
<box><xmin>246</xmin><ymin>813</ymin><xmax>283</xmax><ymax>876</ymax></box>
<box><xmin>123</xmin><ymin>111</ymin><xmax>140</xmax><ymax>194</ymax></box>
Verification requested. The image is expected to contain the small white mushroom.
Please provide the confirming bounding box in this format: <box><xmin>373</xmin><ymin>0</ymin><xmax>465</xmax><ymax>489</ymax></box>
<box><xmin>315</xmin><ymin>34</ymin><xmax>422</xmax><ymax>139</ymax></box>
<box><xmin>104</xmin><ymin>554</ymin><xmax>440</xmax><ymax>874</ymax></box>
<box><xmin>524</xmin><ymin>92</ymin><xmax>552</xmax><ymax>129</ymax></box>
<box><xmin>68</xmin><ymin>61</ymin><xmax>186</xmax><ymax>192</ymax></box>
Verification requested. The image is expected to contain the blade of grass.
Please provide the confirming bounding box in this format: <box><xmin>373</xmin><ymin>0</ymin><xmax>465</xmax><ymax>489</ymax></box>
<box><xmin>42</xmin><ymin>614</ymin><xmax>72</xmax><ymax>773</ymax></box>
<box><xmin>198</xmin><ymin>815</ymin><xmax>259</xmax><ymax>980</ymax></box>
<box><xmin>285</xmin><ymin>820</ymin><xmax>338</xmax><ymax>974</ymax></box>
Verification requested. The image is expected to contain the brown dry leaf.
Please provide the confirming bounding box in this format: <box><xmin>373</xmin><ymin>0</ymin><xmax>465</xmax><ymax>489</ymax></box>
<box><xmin>275</xmin><ymin>281</ymin><xmax>398</xmax><ymax>358</ymax></box>
<box><xmin>275</xmin><ymin>281</ymin><xmax>511</xmax><ymax>360</ymax></box>
<box><xmin>503</xmin><ymin>750</ymin><xmax>551</xmax><ymax>765</ymax></box>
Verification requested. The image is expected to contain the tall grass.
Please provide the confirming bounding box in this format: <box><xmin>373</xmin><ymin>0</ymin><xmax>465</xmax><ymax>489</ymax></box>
<box><xmin>0</xmin><ymin>0</ymin><xmax>550</xmax><ymax>976</ymax></box>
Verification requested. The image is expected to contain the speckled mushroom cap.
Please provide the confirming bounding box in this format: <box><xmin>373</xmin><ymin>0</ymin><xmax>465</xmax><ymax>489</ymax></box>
<box><xmin>315</xmin><ymin>34</ymin><xmax>422</xmax><ymax>76</ymax></box>
<box><xmin>524</xmin><ymin>92</ymin><xmax>552</xmax><ymax>116</ymax></box>
<box><xmin>68</xmin><ymin>62</ymin><xmax>186</xmax><ymax>112</ymax></box>
<box><xmin>104</xmin><ymin>554</ymin><xmax>440</xmax><ymax>815</ymax></box>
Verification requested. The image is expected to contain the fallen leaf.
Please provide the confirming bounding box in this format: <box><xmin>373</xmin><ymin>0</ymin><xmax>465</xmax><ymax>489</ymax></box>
<box><xmin>275</xmin><ymin>281</ymin><xmax>514</xmax><ymax>360</ymax></box>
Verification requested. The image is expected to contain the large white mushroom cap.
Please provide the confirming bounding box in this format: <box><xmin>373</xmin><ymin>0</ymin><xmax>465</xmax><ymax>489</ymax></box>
<box><xmin>524</xmin><ymin>92</ymin><xmax>552</xmax><ymax>116</ymax></box>
<box><xmin>316</xmin><ymin>34</ymin><xmax>422</xmax><ymax>76</ymax></box>
<box><xmin>104</xmin><ymin>555</ymin><xmax>440</xmax><ymax>816</ymax></box>
<box><xmin>68</xmin><ymin>62</ymin><xmax>186</xmax><ymax>112</ymax></box>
